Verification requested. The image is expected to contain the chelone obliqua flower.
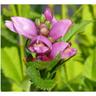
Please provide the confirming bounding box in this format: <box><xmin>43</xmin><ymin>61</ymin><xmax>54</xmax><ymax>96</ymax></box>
<box><xmin>5</xmin><ymin>8</ymin><xmax>77</xmax><ymax>61</ymax></box>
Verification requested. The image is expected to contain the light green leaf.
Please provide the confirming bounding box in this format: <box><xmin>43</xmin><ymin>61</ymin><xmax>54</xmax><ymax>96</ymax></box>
<box><xmin>65</xmin><ymin>57</ymin><xmax>84</xmax><ymax>81</ymax></box>
<box><xmin>83</xmin><ymin>48</ymin><xmax>96</xmax><ymax>81</ymax></box>
<box><xmin>82</xmin><ymin>5</ymin><xmax>94</xmax><ymax>45</ymax></box>
<box><xmin>63</xmin><ymin>21</ymin><xmax>91</xmax><ymax>42</ymax></box>
<box><xmin>1</xmin><ymin>47</ymin><xmax>23</xmax><ymax>83</ymax></box>
<box><xmin>17</xmin><ymin>5</ymin><xmax>40</xmax><ymax>18</ymax></box>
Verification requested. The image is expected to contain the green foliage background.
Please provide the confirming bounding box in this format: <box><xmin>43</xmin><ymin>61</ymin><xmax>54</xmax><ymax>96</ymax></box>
<box><xmin>1</xmin><ymin>5</ymin><xmax>96</xmax><ymax>91</ymax></box>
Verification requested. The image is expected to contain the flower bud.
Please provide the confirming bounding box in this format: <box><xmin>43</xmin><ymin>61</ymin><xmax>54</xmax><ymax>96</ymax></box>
<box><xmin>35</xmin><ymin>18</ymin><xmax>40</xmax><ymax>26</ymax></box>
<box><xmin>48</xmin><ymin>37</ymin><xmax>55</xmax><ymax>43</ymax></box>
<box><xmin>39</xmin><ymin>23</ymin><xmax>46</xmax><ymax>28</ymax></box>
<box><xmin>44</xmin><ymin>8</ymin><xmax>53</xmax><ymax>22</ymax></box>
<box><xmin>45</xmin><ymin>21</ymin><xmax>51</xmax><ymax>29</ymax></box>
<box><xmin>40</xmin><ymin>14</ymin><xmax>46</xmax><ymax>23</ymax></box>
<box><xmin>40</xmin><ymin>27</ymin><xmax>49</xmax><ymax>36</ymax></box>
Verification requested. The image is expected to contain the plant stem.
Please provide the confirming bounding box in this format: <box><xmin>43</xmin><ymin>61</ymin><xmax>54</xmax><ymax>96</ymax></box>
<box><xmin>10</xmin><ymin>5</ymin><xmax>25</xmax><ymax>78</ymax></box>
<box><xmin>61</xmin><ymin>5</ymin><xmax>68</xmax><ymax>19</ymax></box>
<box><xmin>19</xmin><ymin>35</ymin><xmax>25</xmax><ymax>77</ymax></box>
<box><xmin>10</xmin><ymin>5</ymin><xmax>17</xmax><ymax>16</ymax></box>
<box><xmin>48</xmin><ymin>5</ymin><xmax>54</xmax><ymax>12</ymax></box>
<box><xmin>17</xmin><ymin>5</ymin><xmax>25</xmax><ymax>77</ymax></box>
<box><xmin>66</xmin><ymin>83</ymin><xmax>74</xmax><ymax>91</ymax></box>
<box><xmin>61</xmin><ymin>5</ymin><xmax>68</xmax><ymax>42</ymax></box>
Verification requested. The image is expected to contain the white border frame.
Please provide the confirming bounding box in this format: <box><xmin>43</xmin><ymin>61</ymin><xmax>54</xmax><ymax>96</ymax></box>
<box><xmin>1</xmin><ymin>0</ymin><xmax>96</xmax><ymax>4</ymax></box>
<box><xmin>1</xmin><ymin>92</ymin><xmax>96</xmax><ymax>96</ymax></box>
<box><xmin>1</xmin><ymin>1</ymin><xmax>96</xmax><ymax>96</ymax></box>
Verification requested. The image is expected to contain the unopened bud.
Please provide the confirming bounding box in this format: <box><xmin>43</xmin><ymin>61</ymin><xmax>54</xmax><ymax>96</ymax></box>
<box><xmin>45</xmin><ymin>21</ymin><xmax>51</xmax><ymax>29</ymax></box>
<box><xmin>40</xmin><ymin>27</ymin><xmax>49</xmax><ymax>36</ymax></box>
<box><xmin>35</xmin><ymin>18</ymin><xmax>40</xmax><ymax>26</ymax></box>
<box><xmin>48</xmin><ymin>37</ymin><xmax>55</xmax><ymax>43</ymax></box>
<box><xmin>40</xmin><ymin>14</ymin><xmax>46</xmax><ymax>23</ymax></box>
<box><xmin>39</xmin><ymin>24</ymin><xmax>46</xmax><ymax>28</ymax></box>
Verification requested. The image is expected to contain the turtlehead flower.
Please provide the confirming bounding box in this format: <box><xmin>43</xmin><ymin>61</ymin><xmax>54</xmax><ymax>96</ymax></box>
<box><xmin>5</xmin><ymin>8</ymin><xmax>77</xmax><ymax>61</ymax></box>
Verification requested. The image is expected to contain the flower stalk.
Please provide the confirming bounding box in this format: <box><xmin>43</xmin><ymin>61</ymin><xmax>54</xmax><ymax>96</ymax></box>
<box><xmin>17</xmin><ymin>5</ymin><xmax>25</xmax><ymax>77</ymax></box>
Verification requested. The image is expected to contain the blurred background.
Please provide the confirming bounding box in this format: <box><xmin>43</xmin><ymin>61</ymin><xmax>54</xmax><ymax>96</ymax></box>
<box><xmin>1</xmin><ymin>5</ymin><xmax>96</xmax><ymax>91</ymax></box>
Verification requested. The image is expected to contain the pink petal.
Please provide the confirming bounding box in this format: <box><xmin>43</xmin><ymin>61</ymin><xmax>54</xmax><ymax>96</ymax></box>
<box><xmin>49</xmin><ymin>19</ymin><xmax>72</xmax><ymax>40</ymax></box>
<box><xmin>11</xmin><ymin>16</ymin><xmax>37</xmax><ymax>39</ymax></box>
<box><xmin>44</xmin><ymin>8</ymin><xmax>53</xmax><ymax>22</ymax></box>
<box><xmin>51</xmin><ymin>17</ymin><xmax>57</xmax><ymax>25</ymax></box>
<box><xmin>33</xmin><ymin>46</ymin><xmax>49</xmax><ymax>54</ymax></box>
<box><xmin>28</xmin><ymin>46</ymin><xmax>34</xmax><ymax>52</ymax></box>
<box><xmin>61</xmin><ymin>47</ymin><xmax>77</xmax><ymax>59</ymax></box>
<box><xmin>5</xmin><ymin>20</ymin><xmax>16</xmax><ymax>32</ymax></box>
<box><xmin>50</xmin><ymin>42</ymin><xmax>69</xmax><ymax>59</ymax></box>
<box><xmin>30</xmin><ymin>35</ymin><xmax>52</xmax><ymax>49</ymax></box>
<box><xmin>28</xmin><ymin>42</ymin><xmax>49</xmax><ymax>54</ymax></box>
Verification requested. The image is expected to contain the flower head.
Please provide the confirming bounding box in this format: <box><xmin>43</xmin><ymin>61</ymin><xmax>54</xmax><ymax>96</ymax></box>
<box><xmin>5</xmin><ymin>8</ymin><xmax>77</xmax><ymax>61</ymax></box>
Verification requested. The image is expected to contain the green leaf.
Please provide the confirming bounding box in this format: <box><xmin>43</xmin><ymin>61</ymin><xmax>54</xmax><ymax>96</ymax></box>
<box><xmin>63</xmin><ymin>21</ymin><xmax>91</xmax><ymax>42</ymax></box>
<box><xmin>66</xmin><ymin>59</ymin><xmax>84</xmax><ymax>81</ymax></box>
<box><xmin>27</xmin><ymin>62</ymin><xmax>55</xmax><ymax>90</ymax></box>
<box><xmin>83</xmin><ymin>48</ymin><xmax>96</xmax><ymax>82</ymax></box>
<box><xmin>1</xmin><ymin>18</ymin><xmax>17</xmax><ymax>45</ymax></box>
<box><xmin>1</xmin><ymin>29</ymin><xmax>17</xmax><ymax>44</ymax></box>
<box><xmin>9</xmin><ymin>5</ymin><xmax>17</xmax><ymax>16</ymax></box>
<box><xmin>17</xmin><ymin>5</ymin><xmax>30</xmax><ymax>17</ymax></box>
<box><xmin>59</xmin><ymin>54</ymin><xmax>84</xmax><ymax>83</ymax></box>
<box><xmin>16</xmin><ymin>5</ymin><xmax>40</xmax><ymax>18</ymax></box>
<box><xmin>1</xmin><ymin>47</ymin><xmax>23</xmax><ymax>83</ymax></box>
<box><xmin>82</xmin><ymin>5</ymin><xmax>94</xmax><ymax>45</ymax></box>
<box><xmin>2</xmin><ymin>7</ymin><xmax>12</xmax><ymax>17</ymax></box>
<box><xmin>29</xmin><ymin>11</ymin><xmax>40</xmax><ymax>19</ymax></box>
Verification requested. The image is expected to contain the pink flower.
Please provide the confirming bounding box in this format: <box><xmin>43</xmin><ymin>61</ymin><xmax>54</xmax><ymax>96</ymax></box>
<box><xmin>5</xmin><ymin>17</ymin><xmax>37</xmax><ymax>39</ymax></box>
<box><xmin>5</xmin><ymin>8</ymin><xmax>77</xmax><ymax>61</ymax></box>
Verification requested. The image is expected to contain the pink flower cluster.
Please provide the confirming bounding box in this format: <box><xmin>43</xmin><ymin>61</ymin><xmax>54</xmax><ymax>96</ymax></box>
<box><xmin>5</xmin><ymin>8</ymin><xmax>77</xmax><ymax>61</ymax></box>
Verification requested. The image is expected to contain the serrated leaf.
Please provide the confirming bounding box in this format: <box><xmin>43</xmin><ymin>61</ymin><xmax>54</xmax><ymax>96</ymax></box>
<box><xmin>27</xmin><ymin>62</ymin><xmax>55</xmax><ymax>90</ymax></box>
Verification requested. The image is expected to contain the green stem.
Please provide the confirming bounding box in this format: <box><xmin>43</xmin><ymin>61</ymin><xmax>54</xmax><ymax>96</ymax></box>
<box><xmin>61</xmin><ymin>5</ymin><xmax>68</xmax><ymax>41</ymax></box>
<box><xmin>10</xmin><ymin>5</ymin><xmax>17</xmax><ymax>16</ymax></box>
<box><xmin>61</xmin><ymin>5</ymin><xmax>68</xmax><ymax>19</ymax></box>
<box><xmin>66</xmin><ymin>83</ymin><xmax>74</xmax><ymax>91</ymax></box>
<box><xmin>17</xmin><ymin>5</ymin><xmax>22</xmax><ymax>16</ymax></box>
<box><xmin>17</xmin><ymin>5</ymin><xmax>25</xmax><ymax>77</ymax></box>
<box><xmin>48</xmin><ymin>5</ymin><xmax>54</xmax><ymax>11</ymax></box>
<box><xmin>10</xmin><ymin>5</ymin><xmax>25</xmax><ymax>78</ymax></box>
<box><xmin>19</xmin><ymin>35</ymin><xmax>25</xmax><ymax>77</ymax></box>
